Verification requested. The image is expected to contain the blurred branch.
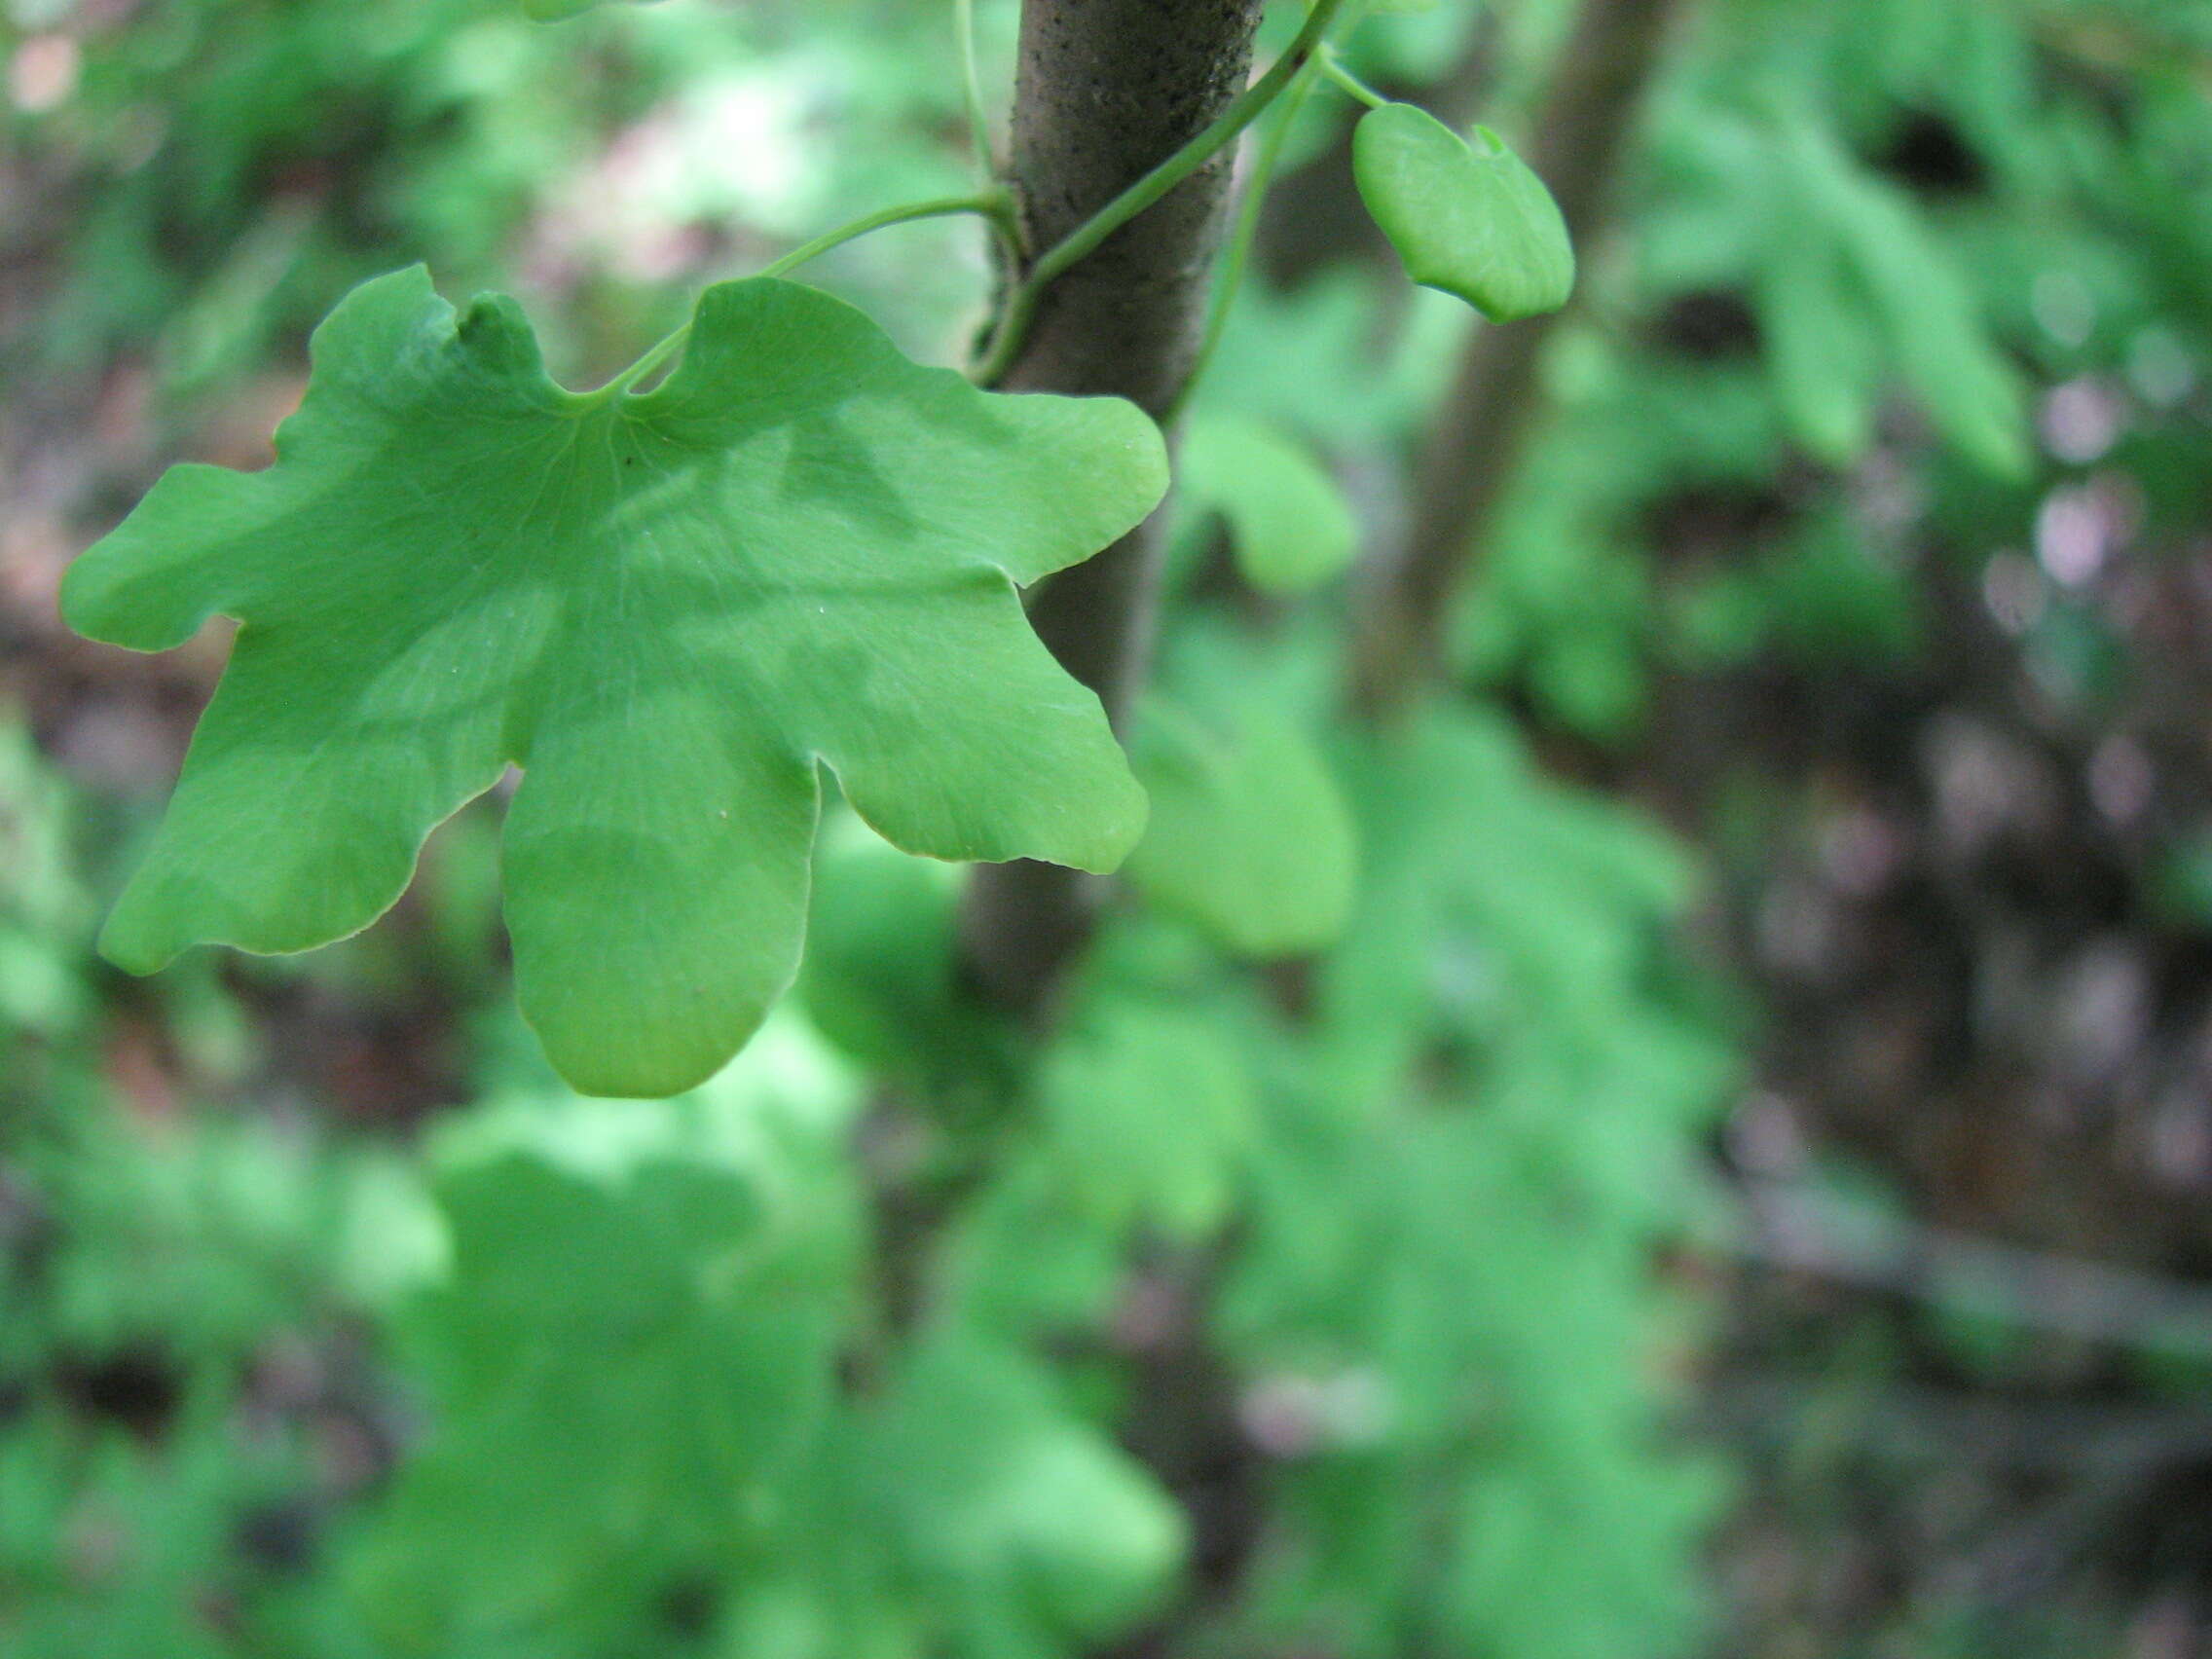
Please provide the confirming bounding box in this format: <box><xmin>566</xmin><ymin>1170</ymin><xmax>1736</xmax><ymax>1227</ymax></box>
<box><xmin>1707</xmin><ymin>1371</ymin><xmax>2212</xmax><ymax>1473</ymax></box>
<box><xmin>1729</xmin><ymin>1176</ymin><xmax>2212</xmax><ymax>1359</ymax></box>
<box><xmin>1707</xmin><ymin>1367</ymin><xmax>2212</xmax><ymax>1618</ymax></box>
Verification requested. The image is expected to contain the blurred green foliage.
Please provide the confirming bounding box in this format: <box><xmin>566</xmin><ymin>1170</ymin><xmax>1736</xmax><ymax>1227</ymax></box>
<box><xmin>7</xmin><ymin>0</ymin><xmax>2212</xmax><ymax>1655</ymax></box>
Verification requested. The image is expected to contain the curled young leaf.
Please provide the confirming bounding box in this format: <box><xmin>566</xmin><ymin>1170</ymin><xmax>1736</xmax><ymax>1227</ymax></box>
<box><xmin>63</xmin><ymin>268</ymin><xmax>1164</xmax><ymax>1096</ymax></box>
<box><xmin>1353</xmin><ymin>102</ymin><xmax>1575</xmax><ymax>323</ymax></box>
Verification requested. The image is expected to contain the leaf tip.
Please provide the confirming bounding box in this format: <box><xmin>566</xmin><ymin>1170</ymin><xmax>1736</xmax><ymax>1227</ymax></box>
<box><xmin>55</xmin><ymin>477</ymin><xmax>226</xmax><ymax>655</ymax></box>
<box><xmin>534</xmin><ymin>989</ymin><xmax>784</xmax><ymax>1099</ymax></box>
<box><xmin>55</xmin><ymin>545</ymin><xmax>114</xmax><ymax>645</ymax></box>
<box><xmin>94</xmin><ymin>904</ymin><xmax>182</xmax><ymax>979</ymax></box>
<box><xmin>456</xmin><ymin>290</ymin><xmax>555</xmax><ymax>387</ymax></box>
<box><xmin>1071</xmin><ymin>392</ymin><xmax>1172</xmax><ymax>544</ymax></box>
<box><xmin>1124</xmin><ymin>399</ymin><xmax>1173</xmax><ymax>508</ymax></box>
<box><xmin>1083</xmin><ymin>768</ymin><xmax>1153</xmax><ymax>876</ymax></box>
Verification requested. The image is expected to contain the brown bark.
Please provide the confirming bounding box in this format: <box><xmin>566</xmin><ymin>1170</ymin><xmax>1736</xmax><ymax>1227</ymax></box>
<box><xmin>1348</xmin><ymin>0</ymin><xmax>1682</xmax><ymax>716</ymax></box>
<box><xmin>957</xmin><ymin>0</ymin><xmax>1268</xmax><ymax>1015</ymax></box>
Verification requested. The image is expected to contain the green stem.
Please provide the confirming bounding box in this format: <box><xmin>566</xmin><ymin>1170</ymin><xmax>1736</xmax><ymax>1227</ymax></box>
<box><xmin>606</xmin><ymin>192</ymin><xmax>1012</xmax><ymax>396</ymax></box>
<box><xmin>1318</xmin><ymin>45</ymin><xmax>1388</xmax><ymax>109</ymax></box>
<box><xmin>1169</xmin><ymin>56</ymin><xmax>1325</xmax><ymax>421</ymax></box>
<box><xmin>956</xmin><ymin>0</ymin><xmax>993</xmax><ymax>180</ymax></box>
<box><xmin>971</xmin><ymin>0</ymin><xmax>1357</xmax><ymax>387</ymax></box>
<box><xmin>759</xmin><ymin>191</ymin><xmax>1013</xmax><ymax>278</ymax></box>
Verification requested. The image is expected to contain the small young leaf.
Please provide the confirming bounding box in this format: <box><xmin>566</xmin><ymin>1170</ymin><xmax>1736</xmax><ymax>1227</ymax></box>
<box><xmin>1179</xmin><ymin>413</ymin><xmax>1357</xmax><ymax>594</ymax></box>
<box><xmin>1127</xmin><ymin>698</ymin><xmax>1357</xmax><ymax>959</ymax></box>
<box><xmin>62</xmin><ymin>268</ymin><xmax>1164</xmax><ymax>1097</ymax></box>
<box><xmin>1353</xmin><ymin>103</ymin><xmax>1575</xmax><ymax>322</ymax></box>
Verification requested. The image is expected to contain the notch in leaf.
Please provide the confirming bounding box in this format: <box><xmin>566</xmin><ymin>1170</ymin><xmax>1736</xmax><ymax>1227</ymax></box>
<box><xmin>1353</xmin><ymin>103</ymin><xmax>1575</xmax><ymax>323</ymax></box>
<box><xmin>61</xmin><ymin>268</ymin><xmax>1165</xmax><ymax>1097</ymax></box>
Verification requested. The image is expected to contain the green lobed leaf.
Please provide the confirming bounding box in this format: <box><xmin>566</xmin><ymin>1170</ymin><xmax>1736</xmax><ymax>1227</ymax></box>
<box><xmin>1352</xmin><ymin>103</ymin><xmax>1576</xmax><ymax>323</ymax></box>
<box><xmin>350</xmin><ymin>1022</ymin><xmax>866</xmax><ymax>1644</ymax></box>
<box><xmin>1319</xmin><ymin>705</ymin><xmax>1715</xmax><ymax>1111</ymax></box>
<box><xmin>62</xmin><ymin>267</ymin><xmax>1164</xmax><ymax>1097</ymax></box>
<box><xmin>1178</xmin><ymin>413</ymin><xmax>1357</xmax><ymax>594</ymax></box>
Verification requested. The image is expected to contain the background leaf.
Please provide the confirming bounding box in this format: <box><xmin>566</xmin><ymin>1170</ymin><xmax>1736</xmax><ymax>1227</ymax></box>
<box><xmin>1178</xmin><ymin>412</ymin><xmax>1358</xmax><ymax>594</ymax></box>
<box><xmin>1127</xmin><ymin>696</ymin><xmax>1358</xmax><ymax>960</ymax></box>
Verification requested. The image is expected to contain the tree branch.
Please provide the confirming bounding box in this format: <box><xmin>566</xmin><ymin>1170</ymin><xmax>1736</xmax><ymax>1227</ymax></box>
<box><xmin>957</xmin><ymin>0</ymin><xmax>1269</xmax><ymax>1014</ymax></box>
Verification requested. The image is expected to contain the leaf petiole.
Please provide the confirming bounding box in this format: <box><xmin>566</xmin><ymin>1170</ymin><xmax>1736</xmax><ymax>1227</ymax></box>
<box><xmin>956</xmin><ymin>0</ymin><xmax>993</xmax><ymax>180</ymax></box>
<box><xmin>603</xmin><ymin>191</ymin><xmax>1016</xmax><ymax>398</ymax></box>
<box><xmin>758</xmin><ymin>190</ymin><xmax>1015</xmax><ymax>279</ymax></box>
<box><xmin>1317</xmin><ymin>46</ymin><xmax>1387</xmax><ymax>110</ymax></box>
<box><xmin>1170</xmin><ymin>56</ymin><xmax>1326</xmax><ymax>421</ymax></box>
